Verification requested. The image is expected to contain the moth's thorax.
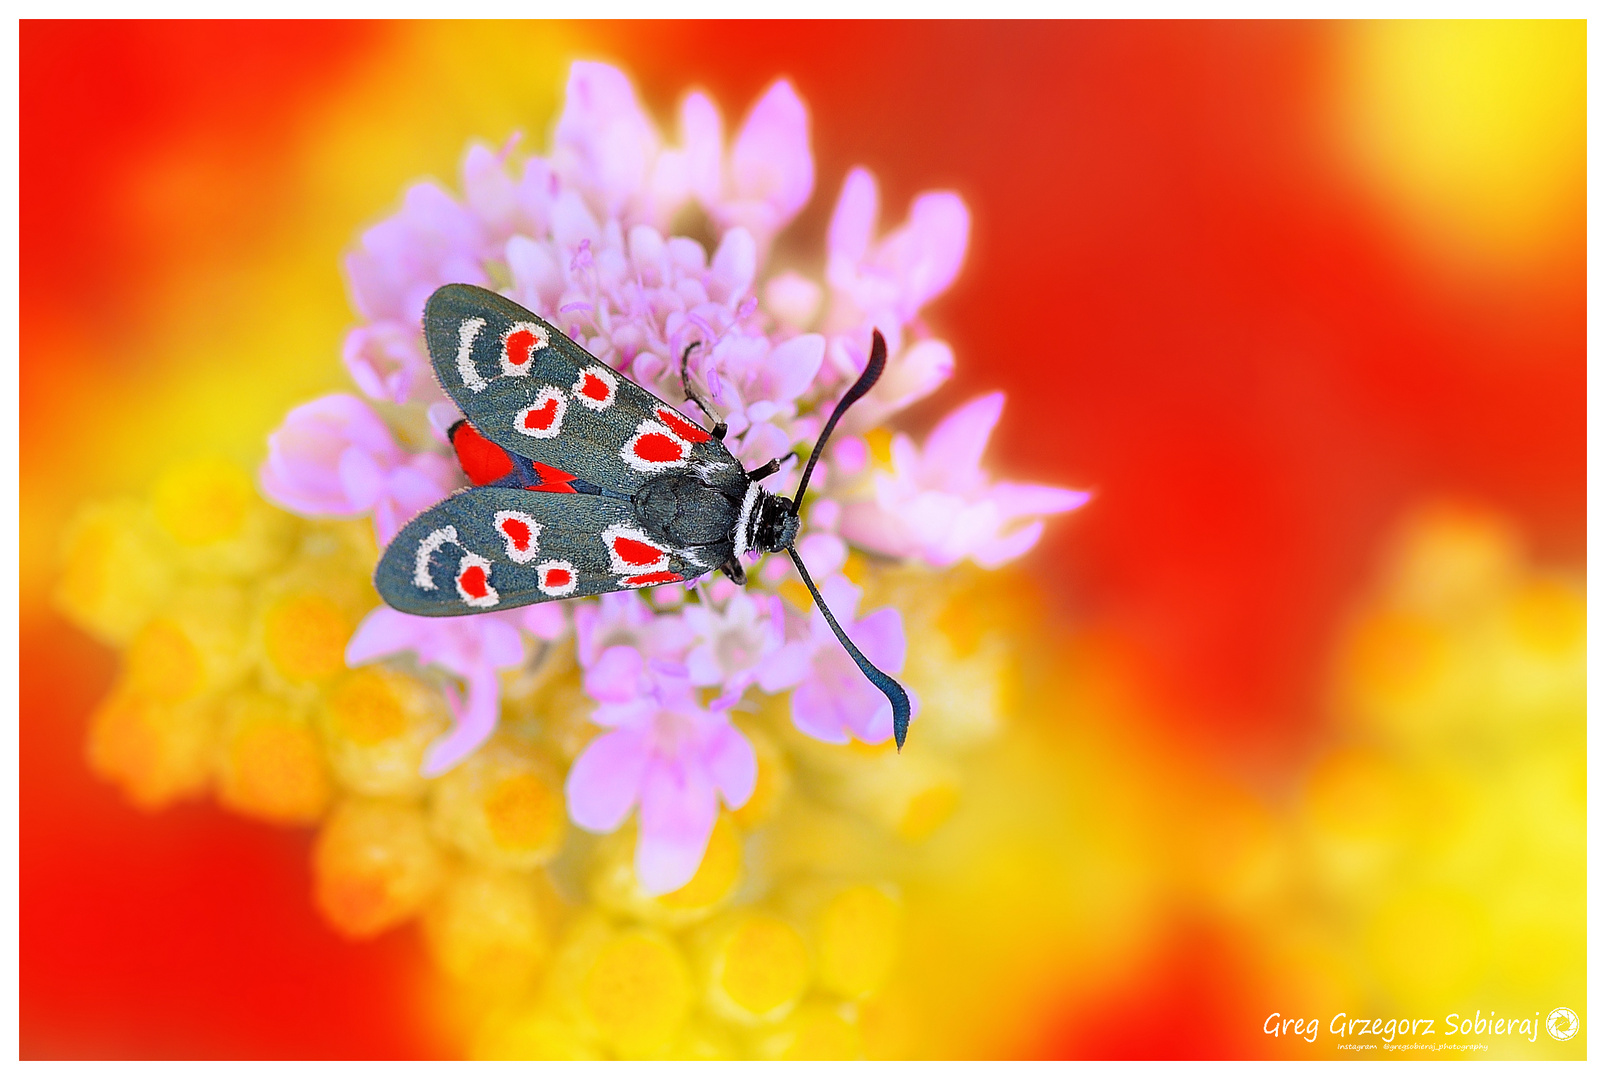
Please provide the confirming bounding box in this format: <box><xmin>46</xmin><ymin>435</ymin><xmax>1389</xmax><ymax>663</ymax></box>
<box><xmin>631</xmin><ymin>473</ymin><xmax>739</xmax><ymax>549</ymax></box>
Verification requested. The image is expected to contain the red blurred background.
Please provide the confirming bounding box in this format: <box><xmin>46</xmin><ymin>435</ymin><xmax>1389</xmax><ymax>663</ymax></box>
<box><xmin>20</xmin><ymin>21</ymin><xmax>1583</xmax><ymax>1057</ymax></box>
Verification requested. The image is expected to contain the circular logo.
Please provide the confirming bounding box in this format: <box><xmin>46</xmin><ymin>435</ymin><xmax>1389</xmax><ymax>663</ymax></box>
<box><xmin>1546</xmin><ymin>1007</ymin><xmax>1580</xmax><ymax>1041</ymax></box>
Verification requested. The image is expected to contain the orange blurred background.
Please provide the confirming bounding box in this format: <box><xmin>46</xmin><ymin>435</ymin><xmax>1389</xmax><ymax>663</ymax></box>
<box><xmin>20</xmin><ymin>21</ymin><xmax>1584</xmax><ymax>1058</ymax></box>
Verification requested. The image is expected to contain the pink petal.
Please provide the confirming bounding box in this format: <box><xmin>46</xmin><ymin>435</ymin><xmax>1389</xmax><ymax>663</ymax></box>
<box><xmin>851</xmin><ymin>607</ymin><xmax>908</xmax><ymax>673</ymax></box>
<box><xmin>506</xmin><ymin>234</ymin><xmax>565</xmax><ymax>312</ymax></box>
<box><xmin>553</xmin><ymin>61</ymin><xmax>659</xmax><ymax>218</ymax></box>
<box><xmin>990</xmin><ymin>481</ymin><xmax>1092</xmax><ymax>518</ymax></box>
<box><xmin>336</xmin><ymin>446</ymin><xmax>385</xmax><ymax>509</ymax></box>
<box><xmin>585</xmin><ymin>645</ymin><xmax>646</xmax><ymax>703</ymax></box>
<box><xmin>478</xmin><ymin>615</ymin><xmax>527</xmax><ymax>669</ymax></box>
<box><xmin>704</xmin><ymin>724</ymin><xmax>758</xmax><ymax>809</ymax></box>
<box><xmin>881</xmin><ymin>191</ymin><xmax>970</xmax><ymax>321</ymax></box>
<box><xmin>922</xmin><ymin>393</ymin><xmax>1004</xmax><ymax>480</ymax></box>
<box><xmin>421</xmin><ymin>663</ymin><xmax>500</xmax><ymax>777</ymax></box>
<box><xmin>764</xmin><ymin>333</ymin><xmax>825</xmax><ymax>403</ymax></box>
<box><xmin>795</xmin><ymin>532</ymin><xmax>847</xmax><ymax>579</ymax></box>
<box><xmin>755</xmin><ymin>641</ymin><xmax>812</xmax><ymax>693</ymax></box>
<box><xmin>635</xmin><ymin>760</ymin><xmax>719</xmax><ymax>895</ymax></box>
<box><xmin>342</xmin><ymin>322</ymin><xmax>426</xmax><ymax>404</ymax></box>
<box><xmin>709</xmin><ymin>227</ymin><xmax>756</xmax><ymax>303</ymax></box>
<box><xmin>971</xmin><ymin>521</ymin><xmax>1045</xmax><ymax>569</ymax></box>
<box><xmin>790</xmin><ymin>675</ymin><xmax>851</xmax><ymax>744</ymax></box>
<box><xmin>680</xmin><ymin>91</ymin><xmax>724</xmax><ymax>206</ymax></box>
<box><xmin>461</xmin><ymin>142</ymin><xmax>518</xmax><ymax>237</ymax></box>
<box><xmin>827</xmin><ymin>167</ymin><xmax>878</xmax><ymax>264</ymax></box>
<box><xmin>729</xmin><ymin>79</ymin><xmax>813</xmax><ymax>225</ymax></box>
<box><xmin>345</xmin><ymin>607</ymin><xmax>428</xmax><ymax>666</ymax></box>
<box><xmin>520</xmin><ymin>602</ymin><xmax>568</xmax><ymax>641</ymax></box>
<box><xmin>566</xmin><ymin>728</ymin><xmax>651</xmax><ymax>833</ymax></box>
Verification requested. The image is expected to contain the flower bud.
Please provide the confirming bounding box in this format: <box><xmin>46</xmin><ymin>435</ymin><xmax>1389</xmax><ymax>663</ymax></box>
<box><xmin>430</xmin><ymin>740</ymin><xmax>566</xmax><ymax>868</ymax></box>
<box><xmin>56</xmin><ymin>498</ymin><xmax>176</xmax><ymax>645</ymax></box>
<box><xmin>215</xmin><ymin>690</ymin><xmax>331</xmax><ymax>825</ymax></box>
<box><xmin>86</xmin><ymin>688</ymin><xmax>217</xmax><ymax>809</ymax></box>
<box><xmin>697</xmin><ymin>910</ymin><xmax>811</xmax><ymax>1024</ymax></box>
<box><xmin>422</xmin><ymin>867</ymin><xmax>551</xmax><ymax>995</ymax></box>
<box><xmin>313</xmin><ymin>797</ymin><xmax>444</xmax><ymax>937</ymax></box>
<box><xmin>152</xmin><ymin>456</ymin><xmax>297</xmax><ymax>577</ymax></box>
<box><xmin>752</xmin><ymin>1001</ymin><xmax>862</xmax><ymax>1060</ymax></box>
<box><xmin>319</xmin><ymin>666</ymin><xmax>449</xmax><ymax>798</ymax></box>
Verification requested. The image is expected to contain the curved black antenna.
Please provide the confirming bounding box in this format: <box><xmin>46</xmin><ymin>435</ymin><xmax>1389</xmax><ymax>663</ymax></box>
<box><xmin>787</xmin><ymin>545</ymin><xmax>913</xmax><ymax>751</ymax></box>
<box><xmin>793</xmin><ymin>329</ymin><xmax>887</xmax><ymax>505</ymax></box>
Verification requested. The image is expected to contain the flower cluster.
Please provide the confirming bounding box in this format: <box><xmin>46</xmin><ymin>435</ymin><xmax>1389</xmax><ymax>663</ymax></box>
<box><xmin>255</xmin><ymin>61</ymin><xmax>1085</xmax><ymax>894</ymax></box>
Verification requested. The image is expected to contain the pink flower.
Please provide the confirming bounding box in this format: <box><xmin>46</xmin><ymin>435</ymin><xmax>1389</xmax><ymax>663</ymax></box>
<box><xmin>841</xmin><ymin>393</ymin><xmax>1091</xmax><ymax>569</ymax></box>
<box><xmin>566</xmin><ymin>649</ymin><xmax>757</xmax><ymax>894</ymax></box>
<box><xmin>346</xmin><ymin>607</ymin><xmax>528</xmax><ymax>777</ymax></box>
<box><xmin>345</xmin><ymin>181</ymin><xmax>489</xmax><ymax>326</ymax></box>
<box><xmin>342</xmin><ymin>321</ymin><xmax>434</xmax><ymax>406</ymax></box>
<box><xmin>757</xmin><ymin>574</ymin><xmax>916</xmax><ymax>745</ymax></box>
<box><xmin>551</xmin><ymin>61</ymin><xmax>664</xmax><ymax>225</ymax></box>
<box><xmin>683</xmin><ymin>589</ymin><xmax>787</xmax><ymax>708</ymax></box>
<box><xmin>678</xmin><ymin>79</ymin><xmax>814</xmax><ymax>252</ymax></box>
<box><xmin>258</xmin><ymin>394</ymin><xmax>457</xmax><ymax>544</ymax></box>
<box><xmin>574</xmin><ymin>591</ymin><xmax>692</xmax><ymax>670</ymax></box>
<box><xmin>825</xmin><ymin>167</ymin><xmax>970</xmax><ymax>354</ymax></box>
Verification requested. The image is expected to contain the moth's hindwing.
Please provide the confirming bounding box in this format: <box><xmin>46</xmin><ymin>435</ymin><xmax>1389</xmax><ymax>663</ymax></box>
<box><xmin>424</xmin><ymin>284</ymin><xmax>742</xmax><ymax>496</ymax></box>
<box><xmin>376</xmin><ymin>488</ymin><xmax>714</xmax><ymax>615</ymax></box>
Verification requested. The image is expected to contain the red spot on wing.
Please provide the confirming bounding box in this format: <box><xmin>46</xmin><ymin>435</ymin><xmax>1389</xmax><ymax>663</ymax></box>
<box><xmin>499</xmin><ymin>517</ymin><xmax>532</xmax><ymax>551</ymax></box>
<box><xmin>657</xmin><ymin>408</ymin><xmax>711</xmax><ymax>444</ymax></box>
<box><xmin>543</xmin><ymin>566</ymin><xmax>572</xmax><ymax>588</ymax></box>
<box><xmin>451</xmin><ymin>423</ymin><xmax>514</xmax><ymax>485</ymax></box>
<box><xmin>457</xmin><ymin>564</ymin><xmax>489</xmax><ymax>599</ymax></box>
<box><xmin>633</xmin><ymin>432</ymin><xmax>684</xmax><ymax>463</ymax></box>
<box><xmin>612</xmin><ymin>536</ymin><xmax>666</xmax><ymax>566</ymax></box>
<box><xmin>521</xmin><ymin>398</ymin><xmax>558</xmax><ymax>432</ymax></box>
<box><xmin>624</xmin><ymin>571</ymin><xmax>681</xmax><ymax>587</ymax></box>
<box><xmin>505</xmin><ymin>328</ymin><xmax>538</xmax><ymax>370</ymax></box>
<box><xmin>526</xmin><ymin>461</ymin><xmax>578</xmax><ymax>494</ymax></box>
<box><xmin>579</xmin><ymin>372</ymin><xmax>609</xmax><ymax>400</ymax></box>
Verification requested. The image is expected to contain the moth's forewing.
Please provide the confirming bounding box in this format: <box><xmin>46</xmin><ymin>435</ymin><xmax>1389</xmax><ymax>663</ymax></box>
<box><xmin>376</xmin><ymin>488</ymin><xmax>709</xmax><ymax>615</ymax></box>
<box><xmin>423</xmin><ymin>284</ymin><xmax>743</xmax><ymax>495</ymax></box>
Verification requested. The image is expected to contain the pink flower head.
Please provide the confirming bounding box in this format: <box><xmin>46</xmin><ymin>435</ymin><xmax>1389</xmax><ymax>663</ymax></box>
<box><xmin>756</xmin><ymin>574</ymin><xmax>916</xmax><ymax>746</ymax></box>
<box><xmin>841</xmin><ymin>393</ymin><xmax>1091</xmax><ymax>569</ymax></box>
<box><xmin>683</xmin><ymin>589</ymin><xmax>787</xmax><ymax>709</ymax></box>
<box><xmin>258</xmin><ymin>393</ymin><xmax>456</xmax><ymax>545</ymax></box>
<box><xmin>703</xmin><ymin>331</ymin><xmax>826</xmax><ymax>474</ymax></box>
<box><xmin>345</xmin><ymin>607</ymin><xmax>528</xmax><ymax>777</ymax></box>
<box><xmin>566</xmin><ymin>648</ymin><xmax>757</xmax><ymax>894</ymax></box>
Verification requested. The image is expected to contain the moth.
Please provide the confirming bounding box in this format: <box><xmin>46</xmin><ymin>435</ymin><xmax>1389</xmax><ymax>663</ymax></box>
<box><xmin>375</xmin><ymin>284</ymin><xmax>913</xmax><ymax>748</ymax></box>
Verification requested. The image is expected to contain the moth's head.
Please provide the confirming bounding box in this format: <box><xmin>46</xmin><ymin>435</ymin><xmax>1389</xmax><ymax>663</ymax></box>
<box><xmin>755</xmin><ymin>494</ymin><xmax>800</xmax><ymax>553</ymax></box>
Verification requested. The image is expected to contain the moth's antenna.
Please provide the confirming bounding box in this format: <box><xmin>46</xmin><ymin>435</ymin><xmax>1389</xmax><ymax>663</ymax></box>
<box><xmin>793</xmin><ymin>329</ymin><xmax>887</xmax><ymax>506</ymax></box>
<box><xmin>786</xmin><ymin>545</ymin><xmax>912</xmax><ymax>751</ymax></box>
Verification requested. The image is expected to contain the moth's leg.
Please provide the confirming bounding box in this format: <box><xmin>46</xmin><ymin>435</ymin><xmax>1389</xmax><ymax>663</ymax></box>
<box><xmin>679</xmin><ymin>342</ymin><xmax>728</xmax><ymax>441</ymax></box>
<box><xmin>745</xmin><ymin>451</ymin><xmax>799</xmax><ymax>483</ymax></box>
<box><xmin>719</xmin><ymin>557</ymin><xmax>748</xmax><ymax>586</ymax></box>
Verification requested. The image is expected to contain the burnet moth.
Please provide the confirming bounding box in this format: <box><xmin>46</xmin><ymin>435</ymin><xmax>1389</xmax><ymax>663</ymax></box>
<box><xmin>375</xmin><ymin>284</ymin><xmax>914</xmax><ymax>749</ymax></box>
